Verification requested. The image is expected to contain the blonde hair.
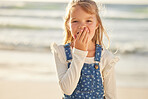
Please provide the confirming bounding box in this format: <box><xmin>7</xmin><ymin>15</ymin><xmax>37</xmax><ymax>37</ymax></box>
<box><xmin>63</xmin><ymin>0</ymin><xmax>110</xmax><ymax>49</ymax></box>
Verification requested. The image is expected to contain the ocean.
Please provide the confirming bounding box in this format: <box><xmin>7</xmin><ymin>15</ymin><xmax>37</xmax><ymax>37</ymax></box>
<box><xmin>0</xmin><ymin>1</ymin><xmax>148</xmax><ymax>87</ymax></box>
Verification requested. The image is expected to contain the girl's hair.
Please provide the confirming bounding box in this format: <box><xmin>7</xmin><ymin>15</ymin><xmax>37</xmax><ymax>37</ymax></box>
<box><xmin>63</xmin><ymin>0</ymin><xmax>110</xmax><ymax>49</ymax></box>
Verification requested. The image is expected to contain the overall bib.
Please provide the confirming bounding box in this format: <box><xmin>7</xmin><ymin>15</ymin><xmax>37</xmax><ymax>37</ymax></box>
<box><xmin>63</xmin><ymin>43</ymin><xmax>105</xmax><ymax>99</ymax></box>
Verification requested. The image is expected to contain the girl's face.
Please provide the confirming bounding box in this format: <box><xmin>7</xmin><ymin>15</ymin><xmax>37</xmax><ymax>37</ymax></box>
<box><xmin>69</xmin><ymin>5</ymin><xmax>98</xmax><ymax>42</ymax></box>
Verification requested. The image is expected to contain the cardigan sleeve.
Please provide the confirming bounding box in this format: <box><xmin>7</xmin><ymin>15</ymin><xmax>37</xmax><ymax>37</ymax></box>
<box><xmin>102</xmin><ymin>49</ymin><xmax>120</xmax><ymax>99</ymax></box>
<box><xmin>102</xmin><ymin>49</ymin><xmax>120</xmax><ymax>78</ymax></box>
<box><xmin>51</xmin><ymin>42</ymin><xmax>88</xmax><ymax>95</ymax></box>
<box><xmin>104</xmin><ymin>66</ymin><xmax>117</xmax><ymax>99</ymax></box>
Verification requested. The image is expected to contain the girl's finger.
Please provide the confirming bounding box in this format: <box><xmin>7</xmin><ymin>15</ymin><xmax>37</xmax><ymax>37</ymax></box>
<box><xmin>83</xmin><ymin>30</ymin><xmax>89</xmax><ymax>43</ymax></box>
<box><xmin>76</xmin><ymin>28</ymin><xmax>83</xmax><ymax>40</ymax></box>
<box><xmin>79</xmin><ymin>27</ymin><xmax>87</xmax><ymax>41</ymax></box>
<box><xmin>85</xmin><ymin>34</ymin><xmax>89</xmax><ymax>44</ymax></box>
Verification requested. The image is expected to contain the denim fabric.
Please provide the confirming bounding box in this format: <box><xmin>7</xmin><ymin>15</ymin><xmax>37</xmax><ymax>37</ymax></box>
<box><xmin>64</xmin><ymin>43</ymin><xmax>72</xmax><ymax>61</ymax></box>
<box><xmin>63</xmin><ymin>43</ymin><xmax>104</xmax><ymax>99</ymax></box>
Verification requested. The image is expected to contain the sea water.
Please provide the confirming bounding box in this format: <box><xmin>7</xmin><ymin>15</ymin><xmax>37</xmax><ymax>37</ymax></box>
<box><xmin>0</xmin><ymin>1</ymin><xmax>148</xmax><ymax>87</ymax></box>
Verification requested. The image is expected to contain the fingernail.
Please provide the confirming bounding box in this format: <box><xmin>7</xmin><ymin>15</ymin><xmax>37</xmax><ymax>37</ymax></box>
<box><xmin>74</xmin><ymin>35</ymin><xmax>76</xmax><ymax>39</ymax></box>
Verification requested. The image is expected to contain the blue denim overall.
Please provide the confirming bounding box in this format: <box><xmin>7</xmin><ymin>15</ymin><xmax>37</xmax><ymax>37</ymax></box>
<box><xmin>63</xmin><ymin>43</ymin><xmax>105</xmax><ymax>99</ymax></box>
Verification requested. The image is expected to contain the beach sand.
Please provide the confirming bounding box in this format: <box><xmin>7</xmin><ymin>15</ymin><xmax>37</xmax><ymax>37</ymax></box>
<box><xmin>0</xmin><ymin>80</ymin><xmax>62</xmax><ymax>99</ymax></box>
<box><xmin>0</xmin><ymin>80</ymin><xmax>148</xmax><ymax>99</ymax></box>
<box><xmin>0</xmin><ymin>51</ymin><xmax>148</xmax><ymax>99</ymax></box>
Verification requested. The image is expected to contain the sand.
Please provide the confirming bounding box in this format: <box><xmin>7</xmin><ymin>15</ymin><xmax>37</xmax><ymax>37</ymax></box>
<box><xmin>0</xmin><ymin>80</ymin><xmax>148</xmax><ymax>99</ymax></box>
<box><xmin>0</xmin><ymin>51</ymin><xmax>147</xmax><ymax>99</ymax></box>
<box><xmin>0</xmin><ymin>80</ymin><xmax>62</xmax><ymax>99</ymax></box>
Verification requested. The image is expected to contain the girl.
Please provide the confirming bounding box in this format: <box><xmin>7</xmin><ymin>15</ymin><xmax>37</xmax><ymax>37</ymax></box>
<box><xmin>51</xmin><ymin>0</ymin><xmax>119</xmax><ymax>99</ymax></box>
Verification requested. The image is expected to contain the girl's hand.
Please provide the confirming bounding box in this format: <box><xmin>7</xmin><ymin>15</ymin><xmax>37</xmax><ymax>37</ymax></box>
<box><xmin>74</xmin><ymin>27</ymin><xmax>89</xmax><ymax>51</ymax></box>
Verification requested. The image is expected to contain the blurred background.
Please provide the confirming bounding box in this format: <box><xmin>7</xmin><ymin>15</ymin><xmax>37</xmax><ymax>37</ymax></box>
<box><xmin>0</xmin><ymin>0</ymin><xmax>148</xmax><ymax>99</ymax></box>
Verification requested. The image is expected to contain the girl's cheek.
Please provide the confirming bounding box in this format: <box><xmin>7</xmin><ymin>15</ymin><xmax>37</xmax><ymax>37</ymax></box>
<box><xmin>71</xmin><ymin>25</ymin><xmax>77</xmax><ymax>34</ymax></box>
<box><xmin>88</xmin><ymin>25</ymin><xmax>96</xmax><ymax>34</ymax></box>
<box><xmin>74</xmin><ymin>31</ymin><xmax>79</xmax><ymax>39</ymax></box>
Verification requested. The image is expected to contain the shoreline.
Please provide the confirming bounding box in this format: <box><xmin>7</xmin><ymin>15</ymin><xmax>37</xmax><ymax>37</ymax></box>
<box><xmin>0</xmin><ymin>80</ymin><xmax>148</xmax><ymax>99</ymax></box>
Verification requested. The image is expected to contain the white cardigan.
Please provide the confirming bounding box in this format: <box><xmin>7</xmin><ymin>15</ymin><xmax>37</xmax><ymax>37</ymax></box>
<box><xmin>51</xmin><ymin>42</ymin><xmax>120</xmax><ymax>99</ymax></box>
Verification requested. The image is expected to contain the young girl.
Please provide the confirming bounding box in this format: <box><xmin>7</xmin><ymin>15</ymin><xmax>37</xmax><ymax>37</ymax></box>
<box><xmin>51</xmin><ymin>0</ymin><xmax>119</xmax><ymax>99</ymax></box>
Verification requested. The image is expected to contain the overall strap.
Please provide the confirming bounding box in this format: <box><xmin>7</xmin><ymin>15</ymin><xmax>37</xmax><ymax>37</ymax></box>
<box><xmin>95</xmin><ymin>44</ymin><xmax>103</xmax><ymax>63</ymax></box>
<box><xmin>64</xmin><ymin>43</ymin><xmax>72</xmax><ymax>62</ymax></box>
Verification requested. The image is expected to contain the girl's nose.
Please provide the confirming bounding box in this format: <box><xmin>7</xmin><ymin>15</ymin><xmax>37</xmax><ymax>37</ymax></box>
<box><xmin>78</xmin><ymin>25</ymin><xmax>87</xmax><ymax>30</ymax></box>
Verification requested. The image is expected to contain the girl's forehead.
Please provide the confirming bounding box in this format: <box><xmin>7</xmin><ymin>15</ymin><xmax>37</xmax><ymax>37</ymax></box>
<box><xmin>70</xmin><ymin>5</ymin><xmax>95</xmax><ymax>17</ymax></box>
<box><xmin>70</xmin><ymin>5</ymin><xmax>82</xmax><ymax>13</ymax></box>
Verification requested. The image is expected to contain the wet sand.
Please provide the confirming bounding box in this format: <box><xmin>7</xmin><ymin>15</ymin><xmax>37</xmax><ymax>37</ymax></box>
<box><xmin>0</xmin><ymin>80</ymin><xmax>148</xmax><ymax>99</ymax></box>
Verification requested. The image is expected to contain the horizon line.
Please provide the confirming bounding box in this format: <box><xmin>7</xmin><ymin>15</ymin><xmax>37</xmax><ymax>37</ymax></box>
<box><xmin>0</xmin><ymin>0</ymin><xmax>148</xmax><ymax>5</ymax></box>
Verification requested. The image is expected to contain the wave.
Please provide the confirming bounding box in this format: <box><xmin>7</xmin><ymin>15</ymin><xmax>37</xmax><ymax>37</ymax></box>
<box><xmin>0</xmin><ymin>24</ymin><xmax>62</xmax><ymax>30</ymax></box>
<box><xmin>0</xmin><ymin>9</ymin><xmax>65</xmax><ymax>19</ymax></box>
<box><xmin>0</xmin><ymin>2</ymin><xmax>147</xmax><ymax>20</ymax></box>
<box><xmin>0</xmin><ymin>3</ymin><xmax>147</xmax><ymax>22</ymax></box>
<box><xmin>103</xmin><ymin>16</ymin><xmax>148</xmax><ymax>20</ymax></box>
<box><xmin>100</xmin><ymin>9</ymin><xmax>148</xmax><ymax>20</ymax></box>
<box><xmin>0</xmin><ymin>2</ymin><xmax>67</xmax><ymax>10</ymax></box>
<box><xmin>0</xmin><ymin>14</ymin><xmax>63</xmax><ymax>20</ymax></box>
<box><xmin>0</xmin><ymin>42</ymin><xmax>50</xmax><ymax>52</ymax></box>
<box><xmin>110</xmin><ymin>43</ymin><xmax>148</xmax><ymax>55</ymax></box>
<box><xmin>0</xmin><ymin>41</ymin><xmax>148</xmax><ymax>55</ymax></box>
<box><xmin>0</xmin><ymin>16</ymin><xmax>63</xmax><ymax>30</ymax></box>
<box><xmin>1</xmin><ymin>13</ymin><xmax>147</xmax><ymax>21</ymax></box>
<box><xmin>112</xmin><ymin>48</ymin><xmax>148</xmax><ymax>55</ymax></box>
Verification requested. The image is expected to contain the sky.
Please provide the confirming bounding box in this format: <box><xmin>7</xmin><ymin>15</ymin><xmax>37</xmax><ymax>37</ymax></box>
<box><xmin>1</xmin><ymin>0</ymin><xmax>148</xmax><ymax>4</ymax></box>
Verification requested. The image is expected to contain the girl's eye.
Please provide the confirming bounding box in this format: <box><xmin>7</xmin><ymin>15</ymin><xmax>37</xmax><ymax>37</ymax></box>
<box><xmin>72</xmin><ymin>21</ymin><xmax>78</xmax><ymax>23</ymax></box>
<box><xmin>87</xmin><ymin>20</ymin><xmax>92</xmax><ymax>22</ymax></box>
